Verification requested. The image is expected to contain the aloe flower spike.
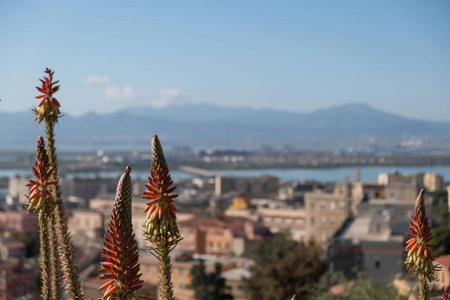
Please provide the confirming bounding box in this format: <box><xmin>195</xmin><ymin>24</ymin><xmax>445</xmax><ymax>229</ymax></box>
<box><xmin>405</xmin><ymin>189</ymin><xmax>437</xmax><ymax>300</ymax></box>
<box><xmin>99</xmin><ymin>166</ymin><xmax>143</xmax><ymax>299</ymax></box>
<box><xmin>26</xmin><ymin>137</ymin><xmax>57</xmax><ymax>216</ymax></box>
<box><xmin>143</xmin><ymin>135</ymin><xmax>180</xmax><ymax>242</ymax></box>
<box><xmin>34</xmin><ymin>68</ymin><xmax>61</xmax><ymax>124</ymax></box>
<box><xmin>143</xmin><ymin>135</ymin><xmax>181</xmax><ymax>300</ymax></box>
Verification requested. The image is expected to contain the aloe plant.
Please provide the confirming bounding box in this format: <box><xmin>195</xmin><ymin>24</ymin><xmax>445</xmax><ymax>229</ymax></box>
<box><xmin>29</xmin><ymin>68</ymin><xmax>82</xmax><ymax>299</ymax></box>
<box><xmin>404</xmin><ymin>189</ymin><xmax>438</xmax><ymax>300</ymax></box>
<box><xmin>143</xmin><ymin>135</ymin><xmax>181</xmax><ymax>300</ymax></box>
<box><xmin>27</xmin><ymin>136</ymin><xmax>57</xmax><ymax>299</ymax></box>
<box><xmin>98</xmin><ymin>166</ymin><xmax>143</xmax><ymax>299</ymax></box>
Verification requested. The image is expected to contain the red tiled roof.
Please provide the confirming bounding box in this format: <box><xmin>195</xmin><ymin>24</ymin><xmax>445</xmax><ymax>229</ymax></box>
<box><xmin>178</xmin><ymin>217</ymin><xmax>229</xmax><ymax>228</ymax></box>
<box><xmin>435</xmin><ymin>254</ymin><xmax>450</xmax><ymax>268</ymax></box>
<box><xmin>178</xmin><ymin>217</ymin><xmax>246</xmax><ymax>234</ymax></box>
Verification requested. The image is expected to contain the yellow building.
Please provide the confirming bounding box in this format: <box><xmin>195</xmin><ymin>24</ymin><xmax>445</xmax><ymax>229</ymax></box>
<box><xmin>228</xmin><ymin>196</ymin><xmax>254</xmax><ymax>210</ymax></box>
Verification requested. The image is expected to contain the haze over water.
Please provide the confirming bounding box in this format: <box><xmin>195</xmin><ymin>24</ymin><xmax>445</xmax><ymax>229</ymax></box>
<box><xmin>2</xmin><ymin>166</ymin><xmax>450</xmax><ymax>183</ymax></box>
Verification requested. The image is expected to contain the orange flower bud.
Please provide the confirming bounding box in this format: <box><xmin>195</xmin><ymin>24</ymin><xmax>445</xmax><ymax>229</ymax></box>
<box><xmin>34</xmin><ymin>68</ymin><xmax>61</xmax><ymax>124</ymax></box>
<box><xmin>143</xmin><ymin>135</ymin><xmax>180</xmax><ymax>242</ymax></box>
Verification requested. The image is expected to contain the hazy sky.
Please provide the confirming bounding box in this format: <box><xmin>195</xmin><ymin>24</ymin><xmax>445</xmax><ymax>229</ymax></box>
<box><xmin>1</xmin><ymin>1</ymin><xmax>449</xmax><ymax>121</ymax></box>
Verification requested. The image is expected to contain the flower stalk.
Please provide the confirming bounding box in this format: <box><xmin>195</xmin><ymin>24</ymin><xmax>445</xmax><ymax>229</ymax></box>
<box><xmin>31</xmin><ymin>68</ymin><xmax>82</xmax><ymax>299</ymax></box>
<box><xmin>404</xmin><ymin>189</ymin><xmax>437</xmax><ymax>300</ymax></box>
<box><xmin>98</xmin><ymin>166</ymin><xmax>143</xmax><ymax>299</ymax></box>
<box><xmin>27</xmin><ymin>137</ymin><xmax>58</xmax><ymax>299</ymax></box>
<box><xmin>143</xmin><ymin>135</ymin><xmax>181</xmax><ymax>300</ymax></box>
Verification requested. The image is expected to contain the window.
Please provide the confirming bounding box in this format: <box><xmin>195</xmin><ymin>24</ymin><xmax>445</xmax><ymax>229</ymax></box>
<box><xmin>321</xmin><ymin>232</ymin><xmax>326</xmax><ymax>242</ymax></box>
<box><xmin>321</xmin><ymin>216</ymin><xmax>326</xmax><ymax>226</ymax></box>
<box><xmin>339</xmin><ymin>201</ymin><xmax>345</xmax><ymax>210</ymax></box>
<box><xmin>330</xmin><ymin>201</ymin><xmax>335</xmax><ymax>211</ymax></box>
<box><xmin>310</xmin><ymin>217</ymin><xmax>314</xmax><ymax>225</ymax></box>
<box><xmin>310</xmin><ymin>202</ymin><xmax>315</xmax><ymax>210</ymax></box>
<box><xmin>376</xmin><ymin>224</ymin><xmax>381</xmax><ymax>234</ymax></box>
<box><xmin>320</xmin><ymin>201</ymin><xmax>326</xmax><ymax>211</ymax></box>
<box><xmin>330</xmin><ymin>217</ymin><xmax>335</xmax><ymax>225</ymax></box>
<box><xmin>375</xmin><ymin>257</ymin><xmax>381</xmax><ymax>269</ymax></box>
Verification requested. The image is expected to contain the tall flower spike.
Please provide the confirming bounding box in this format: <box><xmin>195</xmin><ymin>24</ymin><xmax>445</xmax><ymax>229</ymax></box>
<box><xmin>34</xmin><ymin>68</ymin><xmax>61</xmax><ymax>124</ymax></box>
<box><xmin>27</xmin><ymin>137</ymin><xmax>57</xmax><ymax>216</ymax></box>
<box><xmin>99</xmin><ymin>167</ymin><xmax>143</xmax><ymax>300</ymax></box>
<box><xmin>405</xmin><ymin>189</ymin><xmax>436</xmax><ymax>280</ymax></box>
<box><xmin>143</xmin><ymin>135</ymin><xmax>180</xmax><ymax>242</ymax></box>
<box><xmin>405</xmin><ymin>189</ymin><xmax>437</xmax><ymax>300</ymax></box>
<box><xmin>143</xmin><ymin>135</ymin><xmax>180</xmax><ymax>300</ymax></box>
<box><xmin>32</xmin><ymin>68</ymin><xmax>81</xmax><ymax>298</ymax></box>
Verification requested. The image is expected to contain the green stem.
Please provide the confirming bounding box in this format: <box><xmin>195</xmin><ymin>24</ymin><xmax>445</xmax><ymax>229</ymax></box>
<box><xmin>54</xmin><ymin>202</ymin><xmax>83</xmax><ymax>299</ymax></box>
<box><xmin>39</xmin><ymin>214</ymin><xmax>51</xmax><ymax>300</ymax></box>
<box><xmin>45</xmin><ymin>122</ymin><xmax>83</xmax><ymax>299</ymax></box>
<box><xmin>419</xmin><ymin>274</ymin><xmax>429</xmax><ymax>300</ymax></box>
<box><xmin>48</xmin><ymin>214</ymin><xmax>61</xmax><ymax>299</ymax></box>
<box><xmin>159</xmin><ymin>241</ymin><xmax>175</xmax><ymax>300</ymax></box>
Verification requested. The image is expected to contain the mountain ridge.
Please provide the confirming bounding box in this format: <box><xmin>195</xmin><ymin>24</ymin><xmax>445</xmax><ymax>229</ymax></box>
<box><xmin>2</xmin><ymin>103</ymin><xmax>449</xmax><ymax>150</ymax></box>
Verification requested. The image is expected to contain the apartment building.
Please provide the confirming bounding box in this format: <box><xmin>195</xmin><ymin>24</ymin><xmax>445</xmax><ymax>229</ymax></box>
<box><xmin>305</xmin><ymin>193</ymin><xmax>350</xmax><ymax>245</ymax></box>
<box><xmin>378</xmin><ymin>171</ymin><xmax>423</xmax><ymax>200</ymax></box>
<box><xmin>0</xmin><ymin>261</ymin><xmax>37</xmax><ymax>300</ymax></box>
<box><xmin>423</xmin><ymin>173</ymin><xmax>443</xmax><ymax>192</ymax></box>
<box><xmin>0</xmin><ymin>211</ymin><xmax>38</xmax><ymax>232</ymax></box>
<box><xmin>6</xmin><ymin>177</ymin><xmax>29</xmax><ymax>206</ymax></box>
<box><xmin>215</xmin><ymin>175</ymin><xmax>279</xmax><ymax>198</ymax></box>
<box><xmin>330</xmin><ymin>196</ymin><xmax>433</xmax><ymax>283</ymax></box>
<box><xmin>178</xmin><ymin>217</ymin><xmax>239</xmax><ymax>257</ymax></box>
<box><xmin>258</xmin><ymin>208</ymin><xmax>306</xmax><ymax>241</ymax></box>
<box><xmin>69</xmin><ymin>209</ymin><xmax>104</xmax><ymax>239</ymax></box>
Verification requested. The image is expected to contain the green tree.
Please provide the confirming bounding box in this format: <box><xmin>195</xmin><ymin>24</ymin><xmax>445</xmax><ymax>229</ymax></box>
<box><xmin>190</xmin><ymin>260</ymin><xmax>233</xmax><ymax>300</ymax></box>
<box><xmin>10</xmin><ymin>230</ymin><xmax>40</xmax><ymax>257</ymax></box>
<box><xmin>245</xmin><ymin>234</ymin><xmax>326</xmax><ymax>300</ymax></box>
<box><xmin>310</xmin><ymin>272</ymin><xmax>404</xmax><ymax>300</ymax></box>
<box><xmin>431</xmin><ymin>198</ymin><xmax>450</xmax><ymax>257</ymax></box>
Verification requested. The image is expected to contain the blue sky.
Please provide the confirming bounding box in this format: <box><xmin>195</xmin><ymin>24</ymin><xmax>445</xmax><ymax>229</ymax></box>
<box><xmin>1</xmin><ymin>1</ymin><xmax>449</xmax><ymax>121</ymax></box>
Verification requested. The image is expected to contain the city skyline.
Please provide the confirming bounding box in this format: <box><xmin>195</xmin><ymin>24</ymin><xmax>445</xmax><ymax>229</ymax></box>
<box><xmin>1</xmin><ymin>1</ymin><xmax>449</xmax><ymax>121</ymax></box>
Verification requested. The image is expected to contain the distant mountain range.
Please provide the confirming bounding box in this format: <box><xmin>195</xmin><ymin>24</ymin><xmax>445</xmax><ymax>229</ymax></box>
<box><xmin>2</xmin><ymin>103</ymin><xmax>450</xmax><ymax>150</ymax></box>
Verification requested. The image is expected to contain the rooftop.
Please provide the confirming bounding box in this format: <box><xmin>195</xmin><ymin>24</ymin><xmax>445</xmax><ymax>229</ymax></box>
<box><xmin>435</xmin><ymin>254</ymin><xmax>450</xmax><ymax>268</ymax></box>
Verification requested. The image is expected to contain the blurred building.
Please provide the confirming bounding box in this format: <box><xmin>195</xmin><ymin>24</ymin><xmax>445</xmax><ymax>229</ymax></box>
<box><xmin>434</xmin><ymin>254</ymin><xmax>450</xmax><ymax>292</ymax></box>
<box><xmin>0</xmin><ymin>211</ymin><xmax>38</xmax><ymax>232</ymax></box>
<box><xmin>0</xmin><ymin>261</ymin><xmax>37</xmax><ymax>300</ymax></box>
<box><xmin>0</xmin><ymin>240</ymin><xmax>26</xmax><ymax>260</ymax></box>
<box><xmin>423</xmin><ymin>173</ymin><xmax>443</xmax><ymax>192</ymax></box>
<box><xmin>140</xmin><ymin>250</ymin><xmax>253</xmax><ymax>300</ymax></box>
<box><xmin>215</xmin><ymin>175</ymin><xmax>279</xmax><ymax>198</ymax></box>
<box><xmin>224</xmin><ymin>196</ymin><xmax>306</xmax><ymax>242</ymax></box>
<box><xmin>178</xmin><ymin>217</ymin><xmax>245</xmax><ymax>257</ymax></box>
<box><xmin>258</xmin><ymin>208</ymin><xmax>306</xmax><ymax>241</ymax></box>
<box><xmin>69</xmin><ymin>209</ymin><xmax>104</xmax><ymax>239</ymax></box>
<box><xmin>6</xmin><ymin>177</ymin><xmax>29</xmax><ymax>206</ymax></box>
<box><xmin>447</xmin><ymin>185</ymin><xmax>450</xmax><ymax>211</ymax></box>
<box><xmin>378</xmin><ymin>171</ymin><xmax>423</xmax><ymax>201</ymax></box>
<box><xmin>64</xmin><ymin>176</ymin><xmax>118</xmax><ymax>204</ymax></box>
<box><xmin>305</xmin><ymin>177</ymin><xmax>351</xmax><ymax>245</ymax></box>
<box><xmin>329</xmin><ymin>196</ymin><xmax>433</xmax><ymax>283</ymax></box>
